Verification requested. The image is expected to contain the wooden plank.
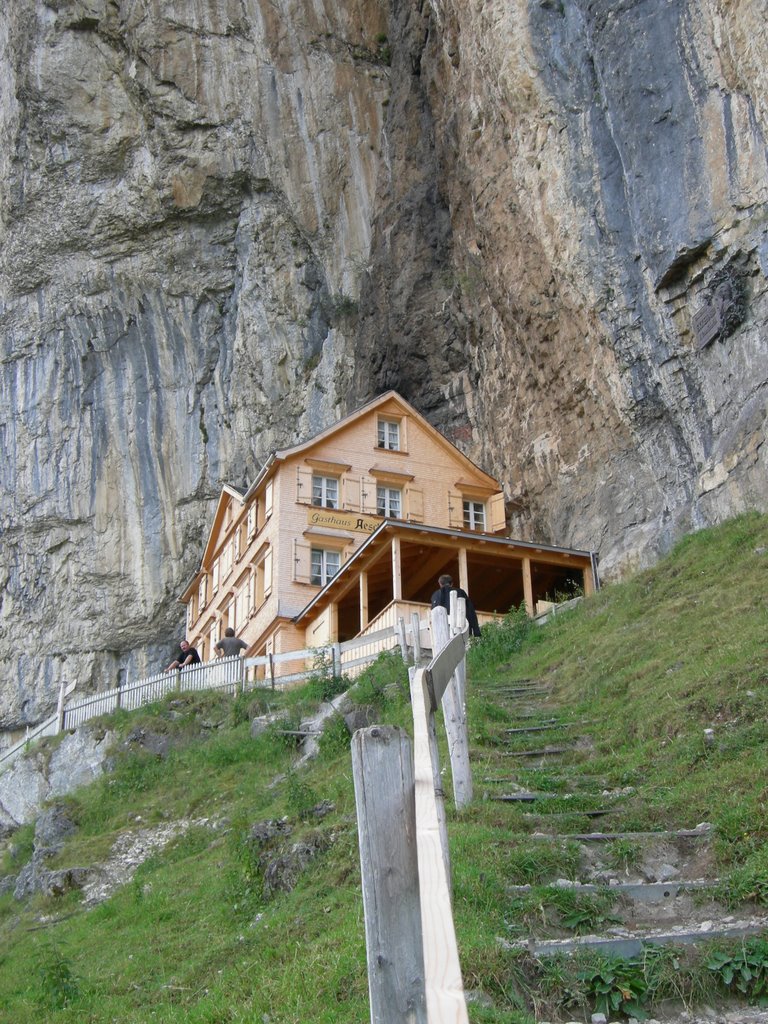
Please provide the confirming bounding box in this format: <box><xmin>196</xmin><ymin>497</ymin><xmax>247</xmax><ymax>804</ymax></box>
<box><xmin>397</xmin><ymin>617</ymin><xmax>409</xmax><ymax>663</ymax></box>
<box><xmin>426</xmin><ymin>632</ymin><xmax>466</xmax><ymax>707</ymax></box>
<box><xmin>522</xmin><ymin>557</ymin><xmax>534</xmax><ymax>616</ymax></box>
<box><xmin>411</xmin><ymin>612</ymin><xmax>422</xmax><ymax>665</ymax></box>
<box><xmin>340</xmin><ymin>626</ymin><xmax>397</xmax><ymax>652</ymax></box>
<box><xmin>351</xmin><ymin>726</ymin><xmax>427</xmax><ymax>1024</ymax></box>
<box><xmin>410</xmin><ymin>668</ymin><xmax>469</xmax><ymax>1024</ymax></box>
<box><xmin>429</xmin><ymin>608</ymin><xmax>472</xmax><ymax>810</ymax></box>
<box><xmin>360</xmin><ymin>570</ymin><xmax>369</xmax><ymax>631</ymax></box>
<box><xmin>391</xmin><ymin>535</ymin><xmax>402</xmax><ymax>601</ymax></box>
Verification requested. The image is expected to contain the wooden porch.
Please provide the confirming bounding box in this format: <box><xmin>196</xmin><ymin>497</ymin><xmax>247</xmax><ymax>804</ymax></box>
<box><xmin>296</xmin><ymin>521</ymin><xmax>597</xmax><ymax>645</ymax></box>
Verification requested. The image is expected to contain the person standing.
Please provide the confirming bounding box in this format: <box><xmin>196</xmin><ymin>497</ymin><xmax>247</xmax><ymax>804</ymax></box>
<box><xmin>166</xmin><ymin>639</ymin><xmax>201</xmax><ymax>671</ymax></box>
<box><xmin>430</xmin><ymin>574</ymin><xmax>481</xmax><ymax>637</ymax></box>
<box><xmin>214</xmin><ymin>627</ymin><xmax>248</xmax><ymax>658</ymax></box>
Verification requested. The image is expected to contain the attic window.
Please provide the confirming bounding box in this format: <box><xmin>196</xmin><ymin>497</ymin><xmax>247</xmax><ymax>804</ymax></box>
<box><xmin>377</xmin><ymin>418</ymin><xmax>401</xmax><ymax>451</ymax></box>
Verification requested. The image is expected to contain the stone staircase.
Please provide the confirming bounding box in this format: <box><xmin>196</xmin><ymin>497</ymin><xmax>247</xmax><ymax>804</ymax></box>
<box><xmin>472</xmin><ymin>672</ymin><xmax>768</xmax><ymax>1019</ymax></box>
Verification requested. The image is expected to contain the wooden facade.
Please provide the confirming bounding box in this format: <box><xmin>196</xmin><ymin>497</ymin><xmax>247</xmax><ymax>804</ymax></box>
<box><xmin>179</xmin><ymin>392</ymin><xmax>598</xmax><ymax>666</ymax></box>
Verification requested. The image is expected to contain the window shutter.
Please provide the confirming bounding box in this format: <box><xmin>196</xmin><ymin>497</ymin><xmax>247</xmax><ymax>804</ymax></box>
<box><xmin>448</xmin><ymin>491</ymin><xmax>463</xmax><ymax>529</ymax></box>
<box><xmin>406</xmin><ymin>486</ymin><xmax>424</xmax><ymax>523</ymax></box>
<box><xmin>263</xmin><ymin>547</ymin><xmax>273</xmax><ymax>596</ymax></box>
<box><xmin>293</xmin><ymin>539</ymin><xmax>311</xmax><ymax>583</ymax></box>
<box><xmin>247</xmin><ymin>503</ymin><xmax>257</xmax><ymax>540</ymax></box>
<box><xmin>296</xmin><ymin>466</ymin><xmax>312</xmax><ymax>504</ymax></box>
<box><xmin>489</xmin><ymin>492</ymin><xmax>506</xmax><ymax>533</ymax></box>
<box><xmin>360</xmin><ymin>475</ymin><xmax>377</xmax><ymax>514</ymax></box>
<box><xmin>265</xmin><ymin>480</ymin><xmax>273</xmax><ymax>518</ymax></box>
<box><xmin>344</xmin><ymin>475</ymin><xmax>360</xmax><ymax>511</ymax></box>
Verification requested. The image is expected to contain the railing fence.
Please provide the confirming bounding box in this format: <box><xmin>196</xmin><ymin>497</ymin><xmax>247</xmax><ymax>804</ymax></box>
<box><xmin>0</xmin><ymin>613</ymin><xmax>431</xmax><ymax>774</ymax></box>
<box><xmin>352</xmin><ymin>598</ymin><xmax>471</xmax><ymax>1024</ymax></box>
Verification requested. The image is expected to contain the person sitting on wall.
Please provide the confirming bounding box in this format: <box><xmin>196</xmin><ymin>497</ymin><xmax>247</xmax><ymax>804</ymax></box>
<box><xmin>430</xmin><ymin>574</ymin><xmax>482</xmax><ymax>638</ymax></box>
<box><xmin>214</xmin><ymin>627</ymin><xmax>248</xmax><ymax>659</ymax></box>
<box><xmin>166</xmin><ymin>639</ymin><xmax>201</xmax><ymax>672</ymax></box>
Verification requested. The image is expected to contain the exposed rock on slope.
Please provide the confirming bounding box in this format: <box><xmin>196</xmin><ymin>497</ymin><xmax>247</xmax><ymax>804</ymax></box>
<box><xmin>1</xmin><ymin>0</ymin><xmax>767</xmax><ymax>730</ymax></box>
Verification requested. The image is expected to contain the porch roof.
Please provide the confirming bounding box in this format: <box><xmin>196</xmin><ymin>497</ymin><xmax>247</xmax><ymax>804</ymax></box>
<box><xmin>293</xmin><ymin>520</ymin><xmax>597</xmax><ymax>626</ymax></box>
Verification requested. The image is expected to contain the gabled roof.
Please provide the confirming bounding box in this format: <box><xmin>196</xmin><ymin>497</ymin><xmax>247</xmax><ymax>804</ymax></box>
<box><xmin>244</xmin><ymin>391</ymin><xmax>499</xmax><ymax>499</ymax></box>
<box><xmin>201</xmin><ymin>484</ymin><xmax>245</xmax><ymax>567</ymax></box>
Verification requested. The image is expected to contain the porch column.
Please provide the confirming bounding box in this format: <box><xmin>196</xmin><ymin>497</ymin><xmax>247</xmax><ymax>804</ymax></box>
<box><xmin>522</xmin><ymin>557</ymin><xmax>534</xmax><ymax>616</ymax></box>
<box><xmin>458</xmin><ymin>547</ymin><xmax>469</xmax><ymax>592</ymax></box>
<box><xmin>391</xmin><ymin>536</ymin><xmax>402</xmax><ymax>601</ymax></box>
<box><xmin>360</xmin><ymin>571</ymin><xmax>369</xmax><ymax>630</ymax></box>
<box><xmin>583</xmin><ymin>557</ymin><xmax>597</xmax><ymax>597</ymax></box>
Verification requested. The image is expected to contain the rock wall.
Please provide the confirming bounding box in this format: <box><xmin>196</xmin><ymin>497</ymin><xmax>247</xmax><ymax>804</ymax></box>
<box><xmin>1</xmin><ymin>0</ymin><xmax>767</xmax><ymax>731</ymax></box>
<box><xmin>353</xmin><ymin>0</ymin><xmax>767</xmax><ymax>570</ymax></box>
<box><xmin>0</xmin><ymin>0</ymin><xmax>389</xmax><ymax>727</ymax></box>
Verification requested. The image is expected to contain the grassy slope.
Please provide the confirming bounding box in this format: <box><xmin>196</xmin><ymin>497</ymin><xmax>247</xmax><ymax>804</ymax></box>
<box><xmin>0</xmin><ymin>513</ymin><xmax>766</xmax><ymax>1022</ymax></box>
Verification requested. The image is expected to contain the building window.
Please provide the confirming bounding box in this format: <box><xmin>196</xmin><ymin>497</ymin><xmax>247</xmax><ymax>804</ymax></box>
<box><xmin>312</xmin><ymin>475</ymin><xmax>339</xmax><ymax>509</ymax></box>
<box><xmin>377</xmin><ymin>485</ymin><xmax>402</xmax><ymax>518</ymax></box>
<box><xmin>463</xmin><ymin>499</ymin><xmax>486</xmax><ymax>531</ymax></box>
<box><xmin>198</xmin><ymin>574</ymin><xmax>208</xmax><ymax>611</ymax></box>
<box><xmin>377</xmin><ymin>419</ymin><xmax>400</xmax><ymax>451</ymax></box>
<box><xmin>310</xmin><ymin>548</ymin><xmax>341</xmax><ymax>586</ymax></box>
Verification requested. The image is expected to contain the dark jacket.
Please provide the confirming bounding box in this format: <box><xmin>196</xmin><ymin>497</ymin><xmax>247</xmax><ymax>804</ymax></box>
<box><xmin>430</xmin><ymin>585</ymin><xmax>481</xmax><ymax>637</ymax></box>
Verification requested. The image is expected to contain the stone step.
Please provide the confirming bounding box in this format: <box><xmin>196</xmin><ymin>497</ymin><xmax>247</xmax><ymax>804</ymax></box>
<box><xmin>530</xmin><ymin>825</ymin><xmax>714</xmax><ymax>842</ymax></box>
<box><xmin>505</xmin><ymin>918</ymin><xmax>768</xmax><ymax>958</ymax></box>
<box><xmin>507</xmin><ymin>880</ymin><xmax>716</xmax><ymax>903</ymax></box>
<box><xmin>501</xmin><ymin>721</ymin><xmax>584</xmax><ymax>735</ymax></box>
<box><xmin>499</xmin><ymin>746</ymin><xmax>576</xmax><ymax>758</ymax></box>
<box><xmin>523</xmin><ymin>808</ymin><xmax>615</xmax><ymax>819</ymax></box>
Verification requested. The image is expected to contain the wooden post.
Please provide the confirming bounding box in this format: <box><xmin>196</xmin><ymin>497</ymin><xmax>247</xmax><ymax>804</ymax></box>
<box><xmin>56</xmin><ymin>681</ymin><xmax>67</xmax><ymax>733</ymax></box>
<box><xmin>332</xmin><ymin>642</ymin><xmax>342</xmax><ymax>678</ymax></box>
<box><xmin>268</xmin><ymin>652</ymin><xmax>275</xmax><ymax>690</ymax></box>
<box><xmin>351</xmin><ymin>726</ymin><xmax>428</xmax><ymax>1024</ymax></box>
<box><xmin>360</xmin><ymin>570</ymin><xmax>369</xmax><ymax>631</ymax></box>
<box><xmin>397</xmin><ymin>617</ymin><xmax>409</xmax><ymax>664</ymax></box>
<box><xmin>430</xmin><ymin>608</ymin><xmax>473</xmax><ymax>810</ymax></box>
<box><xmin>522</xmin><ymin>557</ymin><xmax>534</xmax><ymax>616</ymax></box>
<box><xmin>411</xmin><ymin>611</ymin><xmax>422</xmax><ymax>666</ymax></box>
<box><xmin>410</xmin><ymin>668</ymin><xmax>469</xmax><ymax>1024</ymax></box>
<box><xmin>458</xmin><ymin>547</ymin><xmax>468</xmax><ymax>594</ymax></box>
<box><xmin>449</xmin><ymin>595</ymin><xmax>468</xmax><ymax>709</ymax></box>
<box><xmin>391</xmin><ymin>536</ymin><xmax>402</xmax><ymax>601</ymax></box>
<box><xmin>409</xmin><ymin>666</ymin><xmax>452</xmax><ymax>891</ymax></box>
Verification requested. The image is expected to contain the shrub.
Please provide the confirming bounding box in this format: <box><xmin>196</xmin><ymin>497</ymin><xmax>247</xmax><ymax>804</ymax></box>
<box><xmin>469</xmin><ymin>605</ymin><xmax>536</xmax><ymax>671</ymax></box>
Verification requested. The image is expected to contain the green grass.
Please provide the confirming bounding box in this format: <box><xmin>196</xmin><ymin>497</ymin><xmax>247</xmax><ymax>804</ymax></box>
<box><xmin>1</xmin><ymin>513</ymin><xmax>767</xmax><ymax>1021</ymax></box>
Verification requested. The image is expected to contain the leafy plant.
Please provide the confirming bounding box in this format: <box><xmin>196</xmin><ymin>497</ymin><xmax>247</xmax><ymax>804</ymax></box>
<box><xmin>304</xmin><ymin>650</ymin><xmax>348</xmax><ymax>703</ymax></box>
<box><xmin>706</xmin><ymin>939</ymin><xmax>768</xmax><ymax>1004</ymax></box>
<box><xmin>318</xmin><ymin>714</ymin><xmax>351</xmax><ymax>759</ymax></box>
<box><xmin>577</xmin><ymin>954</ymin><xmax>649</xmax><ymax>1019</ymax></box>
<box><xmin>35</xmin><ymin>943</ymin><xmax>80</xmax><ymax>1009</ymax></box>
<box><xmin>285</xmin><ymin>769</ymin><xmax>319</xmax><ymax>819</ymax></box>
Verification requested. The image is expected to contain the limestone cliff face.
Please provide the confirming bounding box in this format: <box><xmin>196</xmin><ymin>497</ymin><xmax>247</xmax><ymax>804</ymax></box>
<box><xmin>1</xmin><ymin>0</ymin><xmax>766</xmax><ymax>731</ymax></box>
<box><xmin>355</xmin><ymin>0</ymin><xmax>767</xmax><ymax>569</ymax></box>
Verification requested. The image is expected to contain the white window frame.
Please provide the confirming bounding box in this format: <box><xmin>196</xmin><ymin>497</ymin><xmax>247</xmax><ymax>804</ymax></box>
<box><xmin>310</xmin><ymin>548</ymin><xmax>341</xmax><ymax>586</ymax></box>
<box><xmin>312</xmin><ymin>474</ymin><xmax>339</xmax><ymax>509</ymax></box>
<box><xmin>463</xmin><ymin>499</ymin><xmax>486</xmax><ymax>531</ymax></box>
<box><xmin>377</xmin><ymin>418</ymin><xmax>400</xmax><ymax>451</ymax></box>
<box><xmin>377</xmin><ymin>485</ymin><xmax>402</xmax><ymax>518</ymax></box>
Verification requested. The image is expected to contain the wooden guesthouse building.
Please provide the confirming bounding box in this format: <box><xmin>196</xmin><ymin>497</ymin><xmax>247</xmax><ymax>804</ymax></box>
<box><xmin>179</xmin><ymin>392</ymin><xmax>598</xmax><ymax>667</ymax></box>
